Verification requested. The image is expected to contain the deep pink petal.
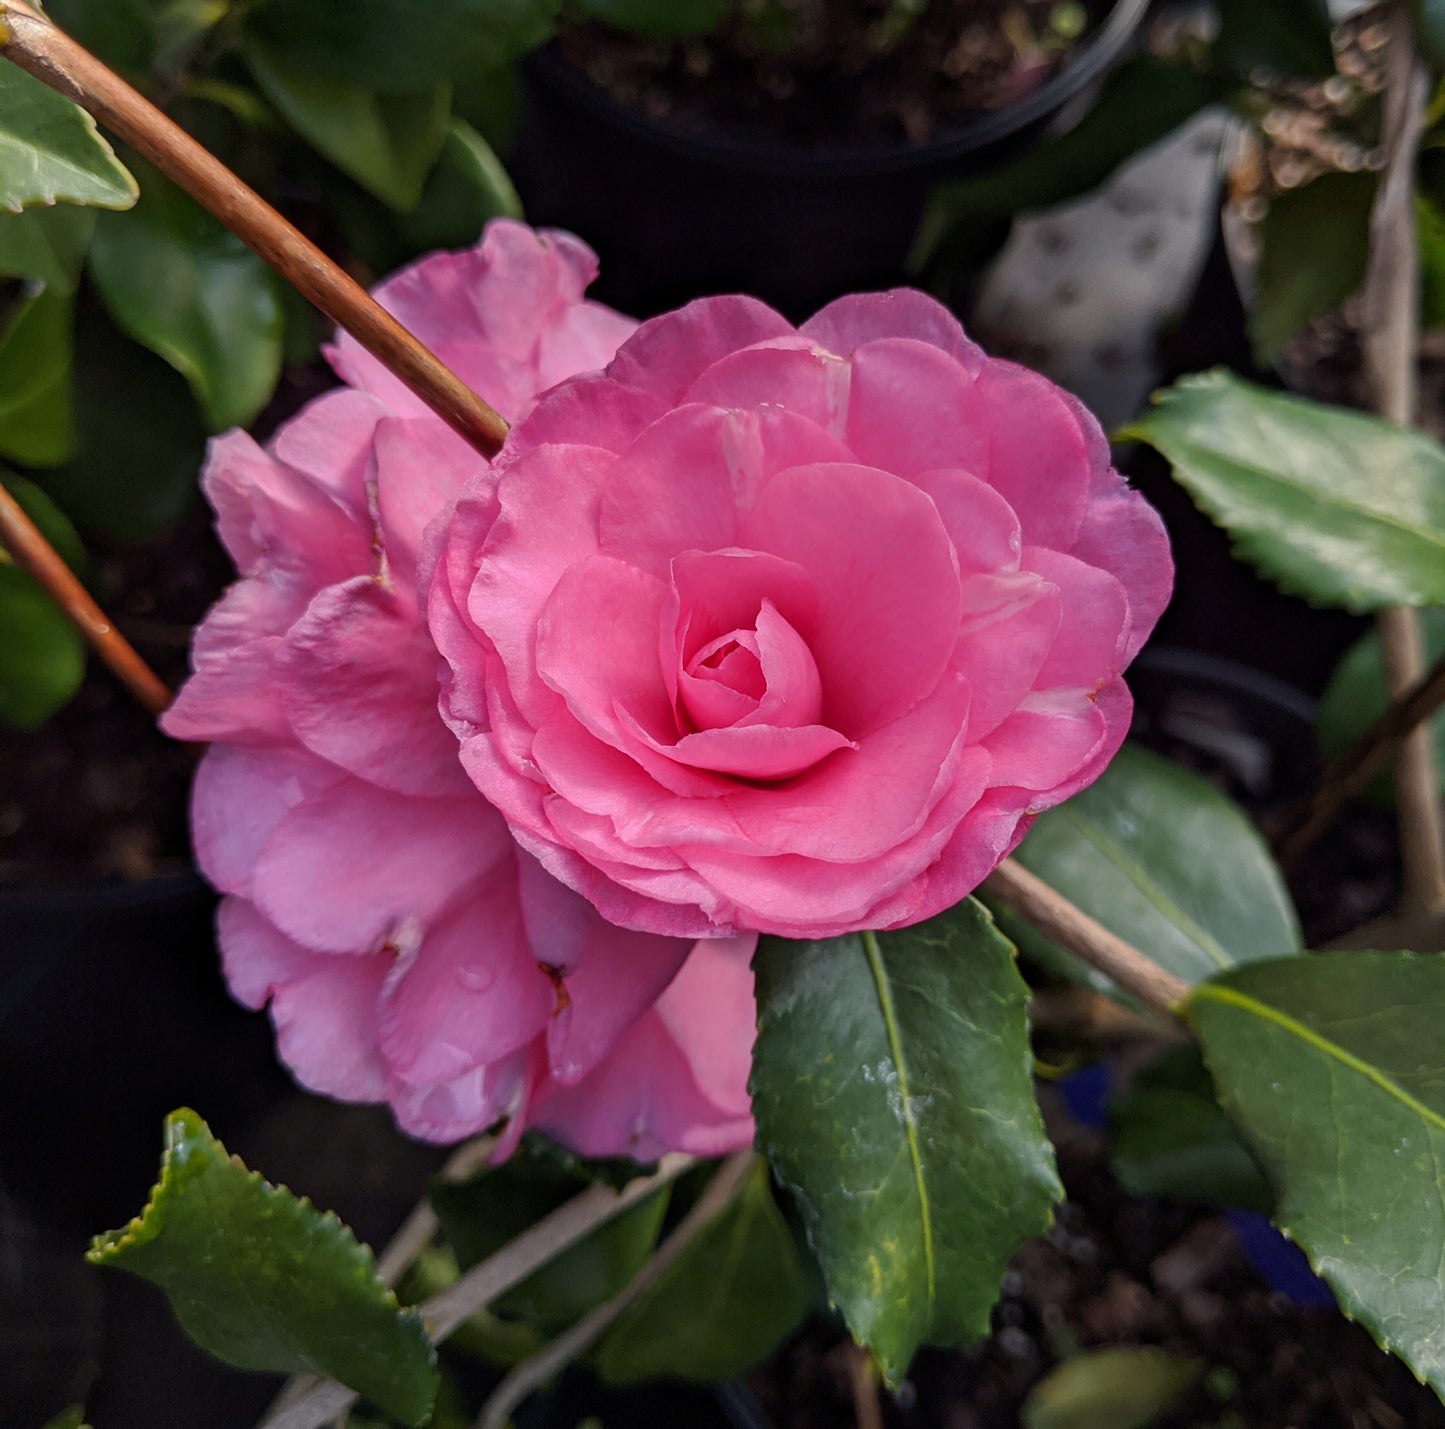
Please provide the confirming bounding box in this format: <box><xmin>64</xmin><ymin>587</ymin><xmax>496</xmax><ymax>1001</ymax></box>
<box><xmin>912</xmin><ymin>468</ymin><xmax>1022</xmax><ymax>576</ymax></box>
<box><xmin>653</xmin><ymin>935</ymin><xmax>756</xmax><ymax>1115</ymax></box>
<box><xmin>500</xmin><ymin>372</ymin><xmax>668</xmax><ymax>465</ymax></box>
<box><xmin>983</xmin><ymin>690</ymin><xmax>1109</xmax><ymax>791</ymax></box>
<box><xmin>740</xmin><ymin>462</ymin><xmax>961</xmax><ymax>734</ymax></box>
<box><xmin>605</xmin><ymin>295</ymin><xmax>794</xmax><ymax>402</ymax></box>
<box><xmin>802</xmin><ymin>289</ymin><xmax>984</xmax><ymax>372</ymax></box>
<box><xmin>1021</xmin><ymin>547</ymin><xmax>1130</xmax><ymax>690</ymax></box>
<box><xmin>683</xmin><ymin>340</ymin><xmax>850</xmax><ymax>439</ymax></box>
<box><xmin>952</xmin><ymin>573</ymin><xmax>1061</xmax><ymax>742</ymax></box>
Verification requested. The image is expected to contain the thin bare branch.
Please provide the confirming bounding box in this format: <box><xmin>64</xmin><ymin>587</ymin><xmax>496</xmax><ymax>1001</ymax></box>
<box><xmin>0</xmin><ymin>476</ymin><xmax>171</xmax><ymax>715</ymax></box>
<box><xmin>475</xmin><ymin>1150</ymin><xmax>755</xmax><ymax>1429</ymax></box>
<box><xmin>1279</xmin><ymin>644</ymin><xmax>1445</xmax><ymax>871</ymax></box>
<box><xmin>0</xmin><ymin>0</ymin><xmax>509</xmax><ymax>460</ymax></box>
<box><xmin>983</xmin><ymin>858</ymin><xmax>1191</xmax><ymax>1016</ymax></box>
<box><xmin>1359</xmin><ymin>2</ymin><xmax>1445</xmax><ymax>914</ymax></box>
<box><xmin>259</xmin><ymin>1153</ymin><xmax>697</xmax><ymax>1429</ymax></box>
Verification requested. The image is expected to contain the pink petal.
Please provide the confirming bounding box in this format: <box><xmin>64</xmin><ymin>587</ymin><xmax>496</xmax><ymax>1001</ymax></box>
<box><xmin>253</xmin><ymin>778</ymin><xmax>513</xmax><ymax>953</ymax></box>
<box><xmin>628</xmin><ymin>712</ymin><xmax>854</xmax><ymax>780</ymax></box>
<box><xmin>952</xmin><ymin>573</ymin><xmax>1061</xmax><ymax>742</ymax></box>
<box><xmin>377</xmin><ymin>868</ymin><xmax>553</xmax><ymax>1085</ymax></box>
<box><xmin>844</xmin><ymin>338</ymin><xmax>990</xmax><ymax>480</ymax></box>
<box><xmin>216</xmin><ymin>896</ymin><xmax>321</xmax><ymax>1009</ymax></box>
<box><xmin>964</xmin><ymin>360</ymin><xmax>1092</xmax><ymax>548</ymax></box>
<box><xmin>190</xmin><ymin>744</ymin><xmax>344</xmax><ymax>897</ymax></box>
<box><xmin>912</xmin><ymin>468</ymin><xmax>1022</xmax><ymax>576</ymax></box>
<box><xmin>683</xmin><ymin>339</ymin><xmax>851</xmax><ymax>438</ymax></box>
<box><xmin>983</xmin><ymin>689</ymin><xmax>1108</xmax><ymax>791</ymax></box>
<box><xmin>500</xmin><ymin>372</ymin><xmax>668</xmax><ymax>464</ymax></box>
<box><xmin>276</xmin><ymin>577</ymin><xmax>467</xmax><ymax>797</ymax></box>
<box><xmin>270</xmin><ymin>952</ymin><xmax>390</xmax><ymax>1102</ymax></box>
<box><xmin>387</xmin><ymin>1047</ymin><xmax>536</xmax><ymax>1145</ymax></box>
<box><xmin>740</xmin><ymin>462</ymin><xmax>962</xmax><ymax>735</ymax></box>
<box><xmin>605</xmin><ymin>295</ymin><xmax>794</xmax><ymax>403</ymax></box>
<box><xmin>1021</xmin><ymin>547</ymin><xmax>1130</xmax><ymax>690</ymax></box>
<box><xmin>653</xmin><ymin>935</ymin><xmax>757</xmax><ymax>1116</ymax></box>
<box><xmin>802</xmin><ymin>290</ymin><xmax>984</xmax><ymax>373</ymax></box>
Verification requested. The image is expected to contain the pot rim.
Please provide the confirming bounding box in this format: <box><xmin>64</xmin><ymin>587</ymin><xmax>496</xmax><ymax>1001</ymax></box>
<box><xmin>529</xmin><ymin>0</ymin><xmax>1153</xmax><ymax>178</ymax></box>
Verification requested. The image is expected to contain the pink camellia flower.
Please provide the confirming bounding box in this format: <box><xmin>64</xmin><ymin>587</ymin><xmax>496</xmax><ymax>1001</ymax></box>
<box><xmin>429</xmin><ymin>293</ymin><xmax>1172</xmax><ymax>940</ymax></box>
<box><xmin>163</xmin><ymin>221</ymin><xmax>755</xmax><ymax>1159</ymax></box>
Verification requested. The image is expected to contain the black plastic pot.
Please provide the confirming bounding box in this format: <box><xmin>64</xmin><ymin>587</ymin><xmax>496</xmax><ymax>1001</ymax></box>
<box><xmin>510</xmin><ymin>0</ymin><xmax>1152</xmax><ymax>319</ymax></box>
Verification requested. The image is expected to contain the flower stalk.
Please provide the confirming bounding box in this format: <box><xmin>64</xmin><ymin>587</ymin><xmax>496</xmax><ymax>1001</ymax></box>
<box><xmin>0</xmin><ymin>0</ymin><xmax>510</xmax><ymax>460</ymax></box>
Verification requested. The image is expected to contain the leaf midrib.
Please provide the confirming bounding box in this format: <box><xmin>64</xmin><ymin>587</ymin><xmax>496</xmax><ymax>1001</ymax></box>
<box><xmin>1054</xmin><ymin>805</ymin><xmax>1235</xmax><ymax>972</ymax></box>
<box><xmin>1192</xmin><ymin>982</ymin><xmax>1445</xmax><ymax>1132</ymax></box>
<box><xmin>861</xmin><ymin>929</ymin><xmax>936</xmax><ymax>1303</ymax></box>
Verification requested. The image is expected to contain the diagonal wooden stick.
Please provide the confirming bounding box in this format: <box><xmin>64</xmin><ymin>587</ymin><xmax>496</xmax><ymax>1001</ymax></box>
<box><xmin>0</xmin><ymin>0</ymin><xmax>510</xmax><ymax>461</ymax></box>
<box><xmin>0</xmin><ymin>476</ymin><xmax>171</xmax><ymax>714</ymax></box>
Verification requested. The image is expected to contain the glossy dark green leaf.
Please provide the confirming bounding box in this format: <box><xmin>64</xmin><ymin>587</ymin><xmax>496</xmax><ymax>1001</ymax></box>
<box><xmin>596</xmin><ymin>1158</ymin><xmax>810</xmax><ymax>1384</ymax></box>
<box><xmin>1022</xmin><ymin>1346</ymin><xmax>1201</xmax><ymax>1429</ymax></box>
<box><xmin>1317</xmin><ymin>608</ymin><xmax>1445</xmax><ymax>807</ymax></box>
<box><xmin>0</xmin><ymin>564</ymin><xmax>85</xmax><ymax>728</ymax></box>
<box><xmin>750</xmin><ymin>900</ymin><xmax>1060</xmax><ymax>1385</ymax></box>
<box><xmin>33</xmin><ymin>299</ymin><xmax>205</xmax><ymax>542</ymax></box>
<box><xmin>0</xmin><ymin>63</ymin><xmax>137</xmax><ymax>212</ymax></box>
<box><xmin>576</xmin><ymin>0</ymin><xmax>730</xmax><ymax>36</ymax></box>
<box><xmin>0</xmin><ymin>204</ymin><xmax>94</xmax><ymax>293</ymax></box>
<box><xmin>1188</xmin><ymin>952</ymin><xmax>1445</xmax><ymax>1396</ymax></box>
<box><xmin>392</xmin><ymin>120</ymin><xmax>522</xmax><ymax>251</ymax></box>
<box><xmin>911</xmin><ymin>58</ymin><xmax>1218</xmax><ymax>270</ymax></box>
<box><xmin>996</xmin><ymin>744</ymin><xmax>1300</xmax><ymax>998</ymax></box>
<box><xmin>1109</xmin><ymin>1045</ymin><xmax>1272</xmax><ymax>1213</ymax></box>
<box><xmin>431</xmin><ymin>1145</ymin><xmax>671</xmax><ymax>1335</ymax></box>
<box><xmin>43</xmin><ymin>0</ymin><xmax>158</xmax><ymax>74</ymax></box>
<box><xmin>88</xmin><ymin>1109</ymin><xmax>439</xmax><ymax>1425</ymax></box>
<box><xmin>1214</xmin><ymin>0</ymin><xmax>1334</xmax><ymax>81</ymax></box>
<box><xmin>244</xmin><ymin>37</ymin><xmax>450</xmax><ymax>212</ymax></box>
<box><xmin>0</xmin><ymin>287</ymin><xmax>75</xmax><ymax>467</ymax></box>
<box><xmin>1249</xmin><ymin>171</ymin><xmax>1375</xmax><ymax>365</ymax></box>
<box><xmin>89</xmin><ymin>159</ymin><xmax>283</xmax><ymax>430</ymax></box>
<box><xmin>243</xmin><ymin>0</ymin><xmax>558</xmax><ymax>93</ymax></box>
<box><xmin>1119</xmin><ymin>369</ymin><xmax>1445</xmax><ymax>611</ymax></box>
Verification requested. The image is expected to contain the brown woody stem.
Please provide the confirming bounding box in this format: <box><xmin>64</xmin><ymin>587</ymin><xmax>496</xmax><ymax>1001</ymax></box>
<box><xmin>1279</xmin><ymin>644</ymin><xmax>1445</xmax><ymax>872</ymax></box>
<box><xmin>0</xmin><ymin>0</ymin><xmax>510</xmax><ymax>460</ymax></box>
<box><xmin>1359</xmin><ymin>3</ymin><xmax>1445</xmax><ymax>914</ymax></box>
<box><xmin>984</xmin><ymin>858</ymin><xmax>1191</xmax><ymax>1017</ymax></box>
<box><xmin>0</xmin><ymin>477</ymin><xmax>172</xmax><ymax>715</ymax></box>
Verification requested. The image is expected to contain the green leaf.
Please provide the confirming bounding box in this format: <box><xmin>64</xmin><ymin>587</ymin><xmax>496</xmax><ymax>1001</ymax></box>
<box><xmin>0</xmin><ymin>563</ymin><xmax>85</xmax><ymax>728</ymax></box>
<box><xmin>575</xmin><ymin>0</ymin><xmax>730</xmax><ymax>36</ymax></box>
<box><xmin>911</xmin><ymin>58</ymin><xmax>1218</xmax><ymax>271</ymax></box>
<box><xmin>244</xmin><ymin>37</ymin><xmax>450</xmax><ymax>211</ymax></box>
<box><xmin>0</xmin><ymin>62</ymin><xmax>137</xmax><ymax>212</ymax></box>
<box><xmin>1249</xmin><ymin>171</ymin><xmax>1375</xmax><ymax>366</ymax></box>
<box><xmin>1419</xmin><ymin>193</ymin><xmax>1445</xmax><ymax>330</ymax></box>
<box><xmin>0</xmin><ymin>203</ymin><xmax>94</xmax><ymax>293</ymax></box>
<box><xmin>43</xmin><ymin>0</ymin><xmax>159</xmax><ymax>74</ymax></box>
<box><xmin>995</xmin><ymin>744</ymin><xmax>1300</xmax><ymax>998</ymax></box>
<box><xmin>1022</xmin><ymin>1346</ymin><xmax>1201</xmax><ymax>1429</ymax></box>
<box><xmin>1416</xmin><ymin>0</ymin><xmax>1445</xmax><ymax>71</ymax></box>
<box><xmin>596</xmin><ymin>1158</ymin><xmax>810</xmax><ymax>1384</ymax></box>
<box><xmin>393</xmin><ymin>119</ymin><xmax>523</xmax><ymax>250</ymax></box>
<box><xmin>1188</xmin><ymin>952</ymin><xmax>1445</xmax><ymax>1397</ymax></box>
<box><xmin>1213</xmin><ymin>0</ymin><xmax>1335</xmax><ymax>81</ymax></box>
<box><xmin>0</xmin><ymin>287</ymin><xmax>75</xmax><ymax>467</ymax></box>
<box><xmin>1317</xmin><ymin>608</ymin><xmax>1445</xmax><ymax>806</ymax></box>
<box><xmin>243</xmin><ymin>0</ymin><xmax>558</xmax><ymax>94</ymax></box>
<box><xmin>431</xmin><ymin>1145</ymin><xmax>671</xmax><ymax>1335</ymax></box>
<box><xmin>87</xmin><ymin>1108</ymin><xmax>439</xmax><ymax>1426</ymax></box>
<box><xmin>89</xmin><ymin>159</ymin><xmax>283</xmax><ymax>431</ymax></box>
<box><xmin>33</xmin><ymin>299</ymin><xmax>205</xmax><ymax>542</ymax></box>
<box><xmin>750</xmin><ymin>900</ymin><xmax>1061</xmax><ymax>1385</ymax></box>
<box><xmin>40</xmin><ymin>1409</ymin><xmax>92</xmax><ymax>1429</ymax></box>
<box><xmin>1119</xmin><ymin>369</ymin><xmax>1445</xmax><ymax>612</ymax></box>
<box><xmin>1109</xmin><ymin>1045</ymin><xmax>1272</xmax><ymax>1213</ymax></box>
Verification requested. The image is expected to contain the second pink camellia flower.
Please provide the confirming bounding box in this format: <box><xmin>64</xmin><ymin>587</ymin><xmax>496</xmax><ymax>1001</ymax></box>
<box><xmin>429</xmin><ymin>290</ymin><xmax>1172</xmax><ymax>940</ymax></box>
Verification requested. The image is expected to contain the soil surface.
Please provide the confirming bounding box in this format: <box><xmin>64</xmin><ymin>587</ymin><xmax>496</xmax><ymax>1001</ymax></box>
<box><xmin>559</xmin><ymin>0</ymin><xmax>1104</xmax><ymax>146</ymax></box>
<box><xmin>755</xmin><ymin>1115</ymin><xmax>1445</xmax><ymax>1429</ymax></box>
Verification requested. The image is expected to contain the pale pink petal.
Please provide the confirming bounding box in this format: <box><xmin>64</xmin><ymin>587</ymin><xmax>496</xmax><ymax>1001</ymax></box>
<box><xmin>253</xmin><ymin>779</ymin><xmax>512</xmax><ymax>953</ymax></box>
<box><xmin>377</xmin><ymin>869</ymin><xmax>553</xmax><ymax>1085</ymax></box>
<box><xmin>387</xmin><ymin>1047</ymin><xmax>535</xmax><ymax>1145</ymax></box>
<box><xmin>683</xmin><ymin>340</ymin><xmax>851</xmax><ymax>438</ymax></box>
<box><xmin>500</xmin><ymin>372</ymin><xmax>668</xmax><ymax>465</ymax></box>
<box><xmin>271</xmin><ymin>954</ymin><xmax>390</xmax><ymax>1103</ymax></box>
<box><xmin>276</xmin><ymin>578</ymin><xmax>468</xmax><ymax>797</ymax></box>
<box><xmin>216</xmin><ymin>896</ymin><xmax>322</xmax><ymax>1009</ymax></box>
<box><xmin>653</xmin><ymin>936</ymin><xmax>757</xmax><ymax>1116</ymax></box>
